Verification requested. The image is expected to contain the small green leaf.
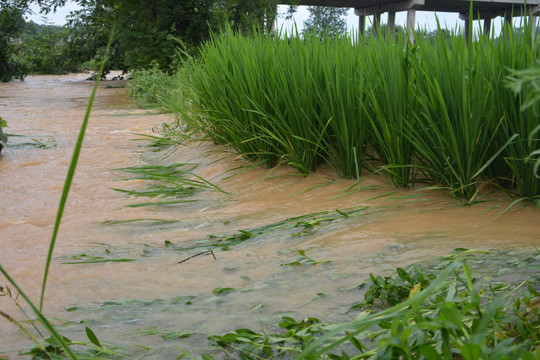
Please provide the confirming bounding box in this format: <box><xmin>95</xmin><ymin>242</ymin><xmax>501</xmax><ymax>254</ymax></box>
<box><xmin>85</xmin><ymin>327</ymin><xmax>102</xmax><ymax>348</ymax></box>
<box><xmin>212</xmin><ymin>287</ymin><xmax>236</xmax><ymax>295</ymax></box>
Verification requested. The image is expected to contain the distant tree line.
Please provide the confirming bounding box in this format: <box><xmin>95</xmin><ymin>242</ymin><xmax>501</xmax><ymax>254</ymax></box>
<box><xmin>0</xmin><ymin>0</ymin><xmax>285</xmax><ymax>81</ymax></box>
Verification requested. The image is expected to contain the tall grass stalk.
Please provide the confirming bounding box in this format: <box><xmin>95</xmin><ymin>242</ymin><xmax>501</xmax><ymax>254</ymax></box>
<box><xmin>0</xmin><ymin>266</ymin><xmax>78</xmax><ymax>359</ymax></box>
<box><xmin>40</xmin><ymin>30</ymin><xmax>115</xmax><ymax>311</ymax></box>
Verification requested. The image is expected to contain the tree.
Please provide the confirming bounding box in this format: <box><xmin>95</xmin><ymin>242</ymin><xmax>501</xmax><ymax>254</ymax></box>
<box><xmin>2</xmin><ymin>0</ymin><xmax>281</xmax><ymax>76</ymax></box>
<box><xmin>0</xmin><ymin>2</ymin><xmax>27</xmax><ymax>81</ymax></box>
<box><xmin>20</xmin><ymin>21</ymin><xmax>73</xmax><ymax>74</ymax></box>
<box><xmin>303</xmin><ymin>6</ymin><xmax>348</xmax><ymax>38</ymax></box>
<box><xmin>365</xmin><ymin>24</ymin><xmax>407</xmax><ymax>39</ymax></box>
<box><xmin>222</xmin><ymin>0</ymin><xmax>279</xmax><ymax>35</ymax></box>
<box><xmin>62</xmin><ymin>0</ymin><xmax>280</xmax><ymax>73</ymax></box>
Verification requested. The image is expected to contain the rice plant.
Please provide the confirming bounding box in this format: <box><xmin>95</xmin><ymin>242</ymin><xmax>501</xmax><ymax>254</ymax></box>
<box><xmin>363</xmin><ymin>31</ymin><xmax>418</xmax><ymax>187</ymax></box>
<box><xmin>500</xmin><ymin>28</ymin><xmax>540</xmax><ymax>200</ymax></box>
<box><xmin>310</xmin><ymin>31</ymin><xmax>370</xmax><ymax>178</ymax></box>
<box><xmin>409</xmin><ymin>26</ymin><xmax>501</xmax><ymax>200</ymax></box>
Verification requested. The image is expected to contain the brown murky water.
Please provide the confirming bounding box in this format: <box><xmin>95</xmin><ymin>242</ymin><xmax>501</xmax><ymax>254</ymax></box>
<box><xmin>1</xmin><ymin>74</ymin><xmax>539</xmax><ymax>357</ymax></box>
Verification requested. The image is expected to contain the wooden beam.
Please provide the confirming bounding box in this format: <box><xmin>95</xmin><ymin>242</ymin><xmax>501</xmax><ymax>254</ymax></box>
<box><xmin>459</xmin><ymin>12</ymin><xmax>499</xmax><ymax>21</ymax></box>
<box><xmin>354</xmin><ymin>0</ymin><xmax>424</xmax><ymax>17</ymax></box>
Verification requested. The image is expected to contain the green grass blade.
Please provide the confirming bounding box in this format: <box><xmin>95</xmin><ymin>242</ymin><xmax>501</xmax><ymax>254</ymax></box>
<box><xmin>0</xmin><ymin>265</ymin><xmax>78</xmax><ymax>359</ymax></box>
<box><xmin>40</xmin><ymin>29</ymin><xmax>115</xmax><ymax>312</ymax></box>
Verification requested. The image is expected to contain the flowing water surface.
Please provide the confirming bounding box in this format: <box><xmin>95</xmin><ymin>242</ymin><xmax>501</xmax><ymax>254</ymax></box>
<box><xmin>1</xmin><ymin>75</ymin><xmax>539</xmax><ymax>358</ymax></box>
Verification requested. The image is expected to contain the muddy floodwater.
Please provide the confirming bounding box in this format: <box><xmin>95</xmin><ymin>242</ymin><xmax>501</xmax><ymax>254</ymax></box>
<box><xmin>1</xmin><ymin>74</ymin><xmax>539</xmax><ymax>358</ymax></box>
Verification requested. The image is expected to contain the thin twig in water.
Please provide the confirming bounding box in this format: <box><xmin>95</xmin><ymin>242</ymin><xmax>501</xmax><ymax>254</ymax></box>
<box><xmin>176</xmin><ymin>250</ymin><xmax>216</xmax><ymax>264</ymax></box>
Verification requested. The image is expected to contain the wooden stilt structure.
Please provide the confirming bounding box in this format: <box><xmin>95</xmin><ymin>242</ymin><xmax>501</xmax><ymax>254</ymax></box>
<box><xmin>281</xmin><ymin>0</ymin><xmax>540</xmax><ymax>42</ymax></box>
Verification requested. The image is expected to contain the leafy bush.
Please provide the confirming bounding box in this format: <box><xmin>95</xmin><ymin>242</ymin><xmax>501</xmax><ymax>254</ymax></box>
<box><xmin>127</xmin><ymin>62</ymin><xmax>180</xmax><ymax>108</ymax></box>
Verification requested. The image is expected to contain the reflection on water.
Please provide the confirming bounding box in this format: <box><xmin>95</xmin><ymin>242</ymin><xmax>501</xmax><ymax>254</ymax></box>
<box><xmin>1</xmin><ymin>74</ymin><xmax>539</xmax><ymax>357</ymax></box>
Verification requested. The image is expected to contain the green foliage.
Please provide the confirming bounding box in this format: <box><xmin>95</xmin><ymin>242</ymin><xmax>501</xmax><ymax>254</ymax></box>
<box><xmin>19</xmin><ymin>21</ymin><xmax>77</xmax><ymax>74</ymax></box>
<box><xmin>221</xmin><ymin>0</ymin><xmax>279</xmax><ymax>34</ymax></box>
<box><xmin>127</xmin><ymin>62</ymin><xmax>180</xmax><ymax>108</ymax></box>
<box><xmin>280</xmin><ymin>249</ymin><xmax>331</xmax><ymax>266</ymax></box>
<box><xmin>209</xmin><ymin>316</ymin><xmax>327</xmax><ymax>358</ymax></box>
<box><xmin>208</xmin><ymin>262</ymin><xmax>540</xmax><ymax>359</ymax></box>
<box><xmin>0</xmin><ymin>116</ymin><xmax>8</xmax><ymax>152</ymax></box>
<box><xmin>359</xmin><ymin>265</ymin><xmax>435</xmax><ymax>309</ymax></box>
<box><xmin>61</xmin><ymin>0</ymin><xmax>279</xmax><ymax>73</ymax></box>
<box><xmin>0</xmin><ymin>3</ymin><xmax>27</xmax><ymax>82</ymax></box>
<box><xmin>303</xmin><ymin>6</ymin><xmax>348</xmax><ymax>38</ymax></box>
<box><xmin>174</xmin><ymin>25</ymin><xmax>540</xmax><ymax>201</ymax></box>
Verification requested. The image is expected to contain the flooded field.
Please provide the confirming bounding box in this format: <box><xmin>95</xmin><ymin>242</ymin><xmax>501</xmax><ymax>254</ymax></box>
<box><xmin>1</xmin><ymin>75</ymin><xmax>539</xmax><ymax>358</ymax></box>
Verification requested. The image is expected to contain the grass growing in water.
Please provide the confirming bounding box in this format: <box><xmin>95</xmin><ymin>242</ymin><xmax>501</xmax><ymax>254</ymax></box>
<box><xmin>112</xmin><ymin>162</ymin><xmax>227</xmax><ymax>207</ymax></box>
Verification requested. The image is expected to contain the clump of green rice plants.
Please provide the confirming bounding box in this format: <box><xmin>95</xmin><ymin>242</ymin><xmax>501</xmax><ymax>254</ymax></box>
<box><xmin>174</xmin><ymin>23</ymin><xmax>540</xmax><ymax>202</ymax></box>
<box><xmin>206</xmin><ymin>259</ymin><xmax>540</xmax><ymax>359</ymax></box>
<box><xmin>183</xmin><ymin>28</ymin><xmax>368</xmax><ymax>174</ymax></box>
<box><xmin>504</xmin><ymin>56</ymin><xmax>540</xmax><ymax>201</ymax></box>
<box><xmin>410</xmin><ymin>29</ymin><xmax>503</xmax><ymax>200</ymax></box>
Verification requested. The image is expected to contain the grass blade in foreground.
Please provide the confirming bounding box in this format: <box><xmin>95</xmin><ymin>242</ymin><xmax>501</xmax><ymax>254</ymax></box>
<box><xmin>0</xmin><ymin>265</ymin><xmax>77</xmax><ymax>359</ymax></box>
<box><xmin>40</xmin><ymin>29</ymin><xmax>115</xmax><ymax>311</ymax></box>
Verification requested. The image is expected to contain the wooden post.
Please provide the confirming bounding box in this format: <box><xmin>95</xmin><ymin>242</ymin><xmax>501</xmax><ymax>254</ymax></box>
<box><xmin>483</xmin><ymin>17</ymin><xmax>492</xmax><ymax>37</ymax></box>
<box><xmin>388</xmin><ymin>11</ymin><xmax>396</xmax><ymax>36</ymax></box>
<box><xmin>464</xmin><ymin>18</ymin><xmax>470</xmax><ymax>43</ymax></box>
<box><xmin>373</xmin><ymin>13</ymin><xmax>381</xmax><ymax>35</ymax></box>
<box><xmin>355</xmin><ymin>8</ymin><xmax>366</xmax><ymax>38</ymax></box>
<box><xmin>504</xmin><ymin>12</ymin><xmax>512</xmax><ymax>42</ymax></box>
<box><xmin>532</xmin><ymin>14</ymin><xmax>537</xmax><ymax>41</ymax></box>
<box><xmin>407</xmin><ymin>9</ymin><xmax>416</xmax><ymax>43</ymax></box>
